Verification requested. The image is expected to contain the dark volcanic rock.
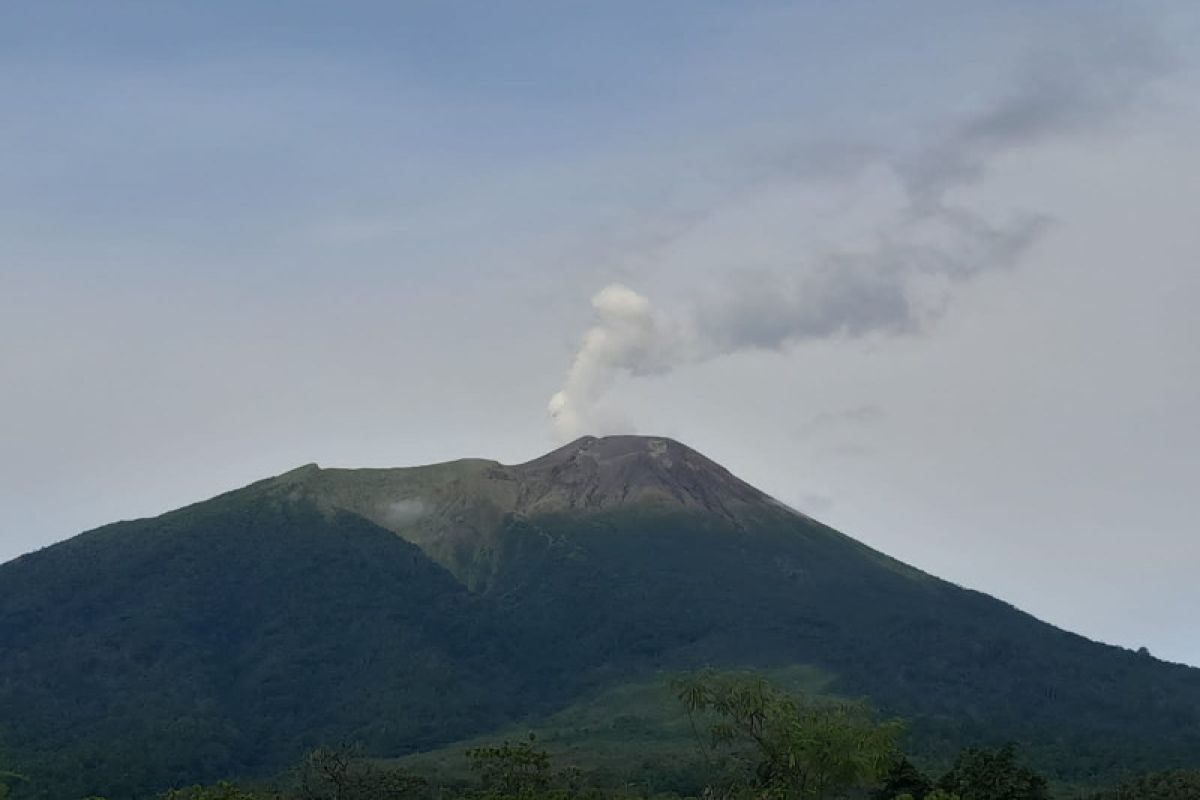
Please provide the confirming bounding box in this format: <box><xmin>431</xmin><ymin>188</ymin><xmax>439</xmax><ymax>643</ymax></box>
<box><xmin>510</xmin><ymin>435</ymin><xmax>769</xmax><ymax>517</ymax></box>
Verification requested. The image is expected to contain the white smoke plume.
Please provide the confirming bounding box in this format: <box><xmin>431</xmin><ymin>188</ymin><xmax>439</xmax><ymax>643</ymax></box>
<box><xmin>548</xmin><ymin>284</ymin><xmax>679</xmax><ymax>440</ymax></box>
<box><xmin>547</xmin><ymin>22</ymin><xmax>1165</xmax><ymax>439</ymax></box>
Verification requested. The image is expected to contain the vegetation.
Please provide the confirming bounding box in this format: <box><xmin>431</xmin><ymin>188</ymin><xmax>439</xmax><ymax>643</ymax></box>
<box><xmin>937</xmin><ymin>744</ymin><xmax>1049</xmax><ymax>800</ymax></box>
<box><xmin>672</xmin><ymin>671</ymin><xmax>901</xmax><ymax>799</ymax></box>
<box><xmin>3</xmin><ymin>673</ymin><xmax>1195</xmax><ymax>800</ymax></box>
<box><xmin>0</xmin><ymin>770</ymin><xmax>30</xmax><ymax>800</ymax></box>
<box><xmin>1082</xmin><ymin>770</ymin><xmax>1200</xmax><ymax>800</ymax></box>
<box><xmin>3</xmin><ymin>461</ymin><xmax>1200</xmax><ymax>798</ymax></box>
<box><xmin>397</xmin><ymin>665</ymin><xmax>833</xmax><ymax>793</ymax></box>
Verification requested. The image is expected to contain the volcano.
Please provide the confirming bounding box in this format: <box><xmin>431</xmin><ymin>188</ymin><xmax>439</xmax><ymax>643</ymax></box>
<box><xmin>2</xmin><ymin>436</ymin><xmax>1198</xmax><ymax>797</ymax></box>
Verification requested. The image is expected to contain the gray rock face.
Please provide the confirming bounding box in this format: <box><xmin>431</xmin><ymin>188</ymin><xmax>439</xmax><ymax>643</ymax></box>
<box><xmin>271</xmin><ymin>435</ymin><xmax>782</xmax><ymax>584</ymax></box>
<box><xmin>511</xmin><ymin>435</ymin><xmax>768</xmax><ymax>517</ymax></box>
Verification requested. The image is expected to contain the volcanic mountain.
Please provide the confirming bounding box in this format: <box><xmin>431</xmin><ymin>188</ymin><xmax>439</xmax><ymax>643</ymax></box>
<box><xmin>1</xmin><ymin>436</ymin><xmax>1198</xmax><ymax>797</ymax></box>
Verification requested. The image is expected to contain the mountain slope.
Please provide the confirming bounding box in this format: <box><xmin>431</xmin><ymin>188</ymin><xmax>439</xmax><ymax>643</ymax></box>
<box><xmin>1</xmin><ymin>436</ymin><xmax>1198</xmax><ymax>797</ymax></box>
<box><xmin>0</xmin><ymin>490</ymin><xmax>523</xmax><ymax>798</ymax></box>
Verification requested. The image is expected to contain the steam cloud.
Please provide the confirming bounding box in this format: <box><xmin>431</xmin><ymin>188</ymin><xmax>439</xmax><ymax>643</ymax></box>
<box><xmin>548</xmin><ymin>26</ymin><xmax>1163</xmax><ymax>440</ymax></box>
<box><xmin>548</xmin><ymin>284</ymin><xmax>679</xmax><ymax>440</ymax></box>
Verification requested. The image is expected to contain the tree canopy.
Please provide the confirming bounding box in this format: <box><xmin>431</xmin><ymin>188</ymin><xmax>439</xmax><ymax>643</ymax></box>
<box><xmin>672</xmin><ymin>671</ymin><xmax>903</xmax><ymax>799</ymax></box>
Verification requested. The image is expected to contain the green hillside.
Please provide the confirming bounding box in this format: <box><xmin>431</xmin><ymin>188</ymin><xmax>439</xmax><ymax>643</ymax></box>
<box><xmin>1</xmin><ymin>436</ymin><xmax>1198</xmax><ymax>798</ymax></box>
<box><xmin>396</xmin><ymin>665</ymin><xmax>835</xmax><ymax>794</ymax></box>
<box><xmin>0</xmin><ymin>491</ymin><xmax>518</xmax><ymax>798</ymax></box>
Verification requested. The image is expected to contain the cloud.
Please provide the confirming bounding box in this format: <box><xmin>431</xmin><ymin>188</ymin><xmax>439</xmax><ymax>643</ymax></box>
<box><xmin>797</xmin><ymin>493</ymin><xmax>835</xmax><ymax>515</ymax></box>
<box><xmin>692</xmin><ymin>207</ymin><xmax>1048</xmax><ymax>354</ymax></box>
<box><xmin>795</xmin><ymin>405</ymin><xmax>887</xmax><ymax>440</ymax></box>
<box><xmin>547</xmin><ymin>21</ymin><xmax>1167</xmax><ymax>439</ymax></box>
<box><xmin>382</xmin><ymin>498</ymin><xmax>428</xmax><ymax>526</ymax></box>
<box><xmin>901</xmin><ymin>19</ymin><xmax>1166</xmax><ymax>209</ymax></box>
<box><xmin>547</xmin><ymin>284</ymin><xmax>680</xmax><ymax>440</ymax></box>
<box><xmin>690</xmin><ymin>22</ymin><xmax>1163</xmax><ymax>355</ymax></box>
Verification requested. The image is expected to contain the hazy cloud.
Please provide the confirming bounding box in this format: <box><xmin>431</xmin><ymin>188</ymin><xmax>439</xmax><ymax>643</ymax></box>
<box><xmin>382</xmin><ymin>498</ymin><xmax>428</xmax><ymax>526</ymax></box>
<box><xmin>903</xmin><ymin>20</ymin><xmax>1167</xmax><ymax>207</ymax></box>
<box><xmin>797</xmin><ymin>493</ymin><xmax>835</xmax><ymax>516</ymax></box>
<box><xmin>549</xmin><ymin>21</ymin><xmax>1165</xmax><ymax>438</ymax></box>
<box><xmin>795</xmin><ymin>405</ymin><xmax>887</xmax><ymax>441</ymax></box>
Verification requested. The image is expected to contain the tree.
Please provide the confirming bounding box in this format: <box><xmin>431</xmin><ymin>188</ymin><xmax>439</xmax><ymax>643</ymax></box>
<box><xmin>1087</xmin><ymin>769</ymin><xmax>1200</xmax><ymax>800</ymax></box>
<box><xmin>466</xmin><ymin>734</ymin><xmax>554</xmax><ymax>800</ymax></box>
<box><xmin>936</xmin><ymin>744</ymin><xmax>1048</xmax><ymax>800</ymax></box>
<box><xmin>0</xmin><ymin>769</ymin><xmax>29</xmax><ymax>800</ymax></box>
<box><xmin>297</xmin><ymin>746</ymin><xmax>426</xmax><ymax>800</ymax></box>
<box><xmin>673</xmin><ymin>671</ymin><xmax>902</xmax><ymax>799</ymax></box>
<box><xmin>161</xmin><ymin>782</ymin><xmax>275</xmax><ymax>800</ymax></box>
<box><xmin>874</xmin><ymin>758</ymin><xmax>933</xmax><ymax>800</ymax></box>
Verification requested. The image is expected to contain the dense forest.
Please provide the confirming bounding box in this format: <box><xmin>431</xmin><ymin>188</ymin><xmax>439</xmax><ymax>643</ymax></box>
<box><xmin>4</xmin><ymin>441</ymin><xmax>1199</xmax><ymax>799</ymax></box>
<box><xmin>3</xmin><ymin>672</ymin><xmax>1197</xmax><ymax>800</ymax></box>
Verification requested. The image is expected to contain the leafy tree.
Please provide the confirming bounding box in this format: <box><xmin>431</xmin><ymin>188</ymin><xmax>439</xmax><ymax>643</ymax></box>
<box><xmin>297</xmin><ymin>747</ymin><xmax>426</xmax><ymax>800</ymax></box>
<box><xmin>673</xmin><ymin>671</ymin><xmax>902</xmax><ymax>799</ymax></box>
<box><xmin>936</xmin><ymin>744</ymin><xmax>1048</xmax><ymax>800</ymax></box>
<box><xmin>1086</xmin><ymin>769</ymin><xmax>1200</xmax><ymax>800</ymax></box>
<box><xmin>466</xmin><ymin>734</ymin><xmax>555</xmax><ymax>800</ymax></box>
<box><xmin>874</xmin><ymin>757</ymin><xmax>933</xmax><ymax>800</ymax></box>
<box><xmin>463</xmin><ymin>734</ymin><xmax>615</xmax><ymax>800</ymax></box>
<box><xmin>925</xmin><ymin>791</ymin><xmax>963</xmax><ymax>800</ymax></box>
<box><xmin>161</xmin><ymin>782</ymin><xmax>276</xmax><ymax>800</ymax></box>
<box><xmin>0</xmin><ymin>769</ymin><xmax>28</xmax><ymax>800</ymax></box>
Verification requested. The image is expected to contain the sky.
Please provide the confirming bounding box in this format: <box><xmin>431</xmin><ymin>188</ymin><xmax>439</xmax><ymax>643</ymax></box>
<box><xmin>2</xmin><ymin>2</ymin><xmax>1198</xmax><ymax>665</ymax></box>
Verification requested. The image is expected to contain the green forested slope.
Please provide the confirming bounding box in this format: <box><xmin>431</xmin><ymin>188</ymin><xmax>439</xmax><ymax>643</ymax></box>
<box><xmin>0</xmin><ymin>491</ymin><xmax>514</xmax><ymax>798</ymax></box>
<box><xmin>1</xmin><ymin>438</ymin><xmax>1198</xmax><ymax>798</ymax></box>
<box><xmin>480</xmin><ymin>508</ymin><xmax>1200</xmax><ymax>779</ymax></box>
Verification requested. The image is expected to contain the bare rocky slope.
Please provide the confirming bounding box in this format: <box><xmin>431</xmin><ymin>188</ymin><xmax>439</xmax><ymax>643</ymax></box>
<box><xmin>272</xmin><ymin>435</ymin><xmax>789</xmax><ymax>586</ymax></box>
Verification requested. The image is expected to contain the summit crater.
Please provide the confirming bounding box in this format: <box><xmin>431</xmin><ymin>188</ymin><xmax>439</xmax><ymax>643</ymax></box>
<box><xmin>270</xmin><ymin>435</ymin><xmax>785</xmax><ymax>585</ymax></box>
<box><xmin>509</xmin><ymin>435</ymin><xmax>770</xmax><ymax>516</ymax></box>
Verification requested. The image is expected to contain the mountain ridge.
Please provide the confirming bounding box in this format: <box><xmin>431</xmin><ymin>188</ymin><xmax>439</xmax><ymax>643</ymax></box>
<box><xmin>266</xmin><ymin>435</ymin><xmax>779</xmax><ymax>517</ymax></box>
<box><xmin>2</xmin><ymin>434</ymin><xmax>1199</xmax><ymax>797</ymax></box>
<box><xmin>262</xmin><ymin>435</ymin><xmax>798</xmax><ymax>585</ymax></box>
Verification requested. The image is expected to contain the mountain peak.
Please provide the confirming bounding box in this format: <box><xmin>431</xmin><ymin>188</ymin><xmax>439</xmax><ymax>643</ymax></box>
<box><xmin>525</xmin><ymin>434</ymin><xmax>690</xmax><ymax>464</ymax></box>
<box><xmin>255</xmin><ymin>436</ymin><xmax>784</xmax><ymax>586</ymax></box>
<box><xmin>511</xmin><ymin>434</ymin><xmax>768</xmax><ymax>517</ymax></box>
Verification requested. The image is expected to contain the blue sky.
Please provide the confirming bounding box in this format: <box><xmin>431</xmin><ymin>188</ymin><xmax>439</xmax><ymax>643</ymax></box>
<box><xmin>3</xmin><ymin>2</ymin><xmax>1199</xmax><ymax>665</ymax></box>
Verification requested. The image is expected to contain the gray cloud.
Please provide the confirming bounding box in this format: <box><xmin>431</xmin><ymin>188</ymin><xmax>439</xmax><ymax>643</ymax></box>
<box><xmin>903</xmin><ymin>20</ymin><xmax>1167</xmax><ymax>208</ymax></box>
<box><xmin>382</xmin><ymin>498</ymin><xmax>429</xmax><ymax>526</ymax></box>
<box><xmin>696</xmin><ymin>27</ymin><xmax>1163</xmax><ymax>355</ymax></box>
<box><xmin>549</xmin><ymin>21</ymin><xmax>1167</xmax><ymax>437</ymax></box>
<box><xmin>695</xmin><ymin>207</ymin><xmax>1049</xmax><ymax>354</ymax></box>
<box><xmin>795</xmin><ymin>405</ymin><xmax>887</xmax><ymax>440</ymax></box>
<box><xmin>797</xmin><ymin>493</ymin><xmax>834</xmax><ymax>516</ymax></box>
